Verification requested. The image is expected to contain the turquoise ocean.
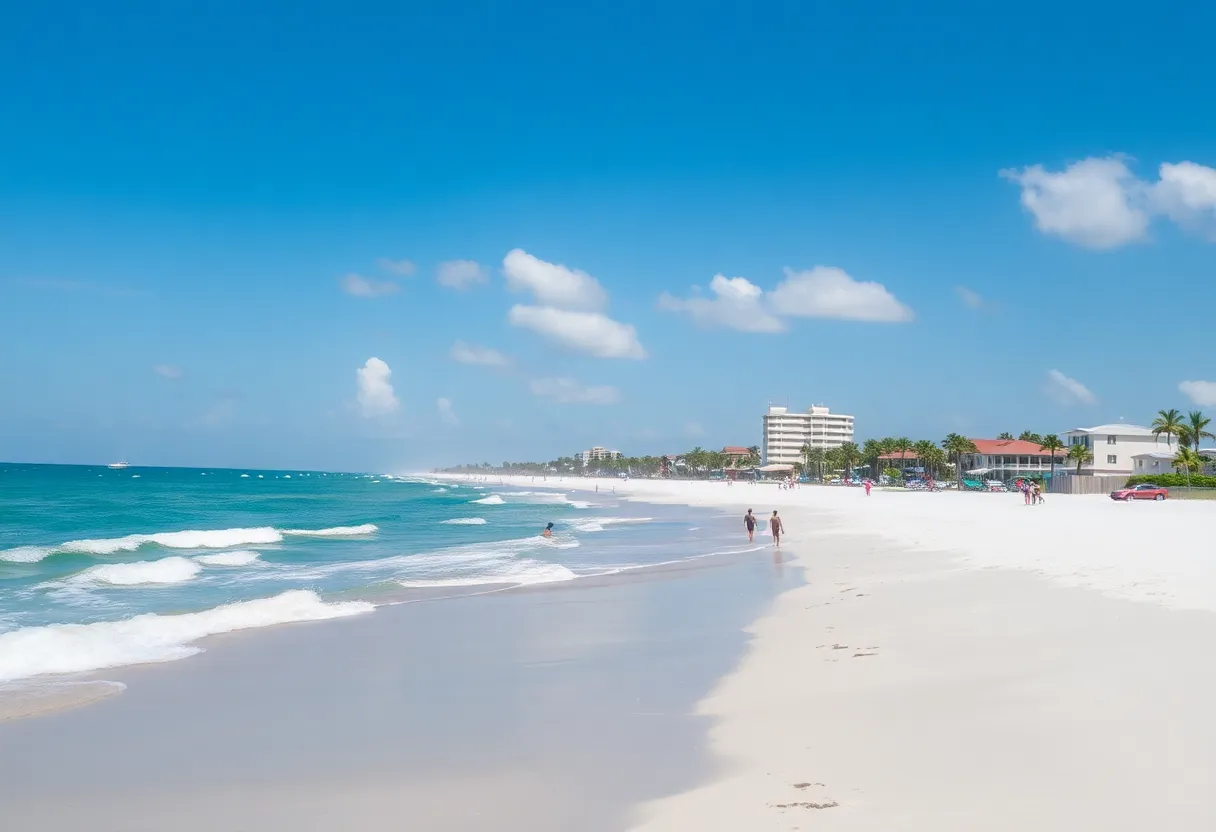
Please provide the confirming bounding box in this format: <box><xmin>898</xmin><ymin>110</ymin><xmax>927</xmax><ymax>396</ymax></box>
<box><xmin>0</xmin><ymin>464</ymin><xmax>754</xmax><ymax>685</ymax></box>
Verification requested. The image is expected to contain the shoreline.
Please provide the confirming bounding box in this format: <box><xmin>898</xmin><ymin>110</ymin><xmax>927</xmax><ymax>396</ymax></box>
<box><xmin>0</xmin><ymin>497</ymin><xmax>801</xmax><ymax>831</ymax></box>
<box><xmin>439</xmin><ymin>474</ymin><xmax>1216</xmax><ymax>828</ymax></box>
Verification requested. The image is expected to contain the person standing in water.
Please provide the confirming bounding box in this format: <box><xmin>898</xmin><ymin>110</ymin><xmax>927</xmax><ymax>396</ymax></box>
<box><xmin>744</xmin><ymin>509</ymin><xmax>757</xmax><ymax>542</ymax></box>
<box><xmin>769</xmin><ymin>511</ymin><xmax>784</xmax><ymax>547</ymax></box>
<box><xmin>542</xmin><ymin>522</ymin><xmax>554</xmax><ymax>538</ymax></box>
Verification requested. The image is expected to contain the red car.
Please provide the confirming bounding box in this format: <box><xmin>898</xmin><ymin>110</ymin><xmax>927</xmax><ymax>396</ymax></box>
<box><xmin>1110</xmin><ymin>484</ymin><xmax>1169</xmax><ymax>501</ymax></box>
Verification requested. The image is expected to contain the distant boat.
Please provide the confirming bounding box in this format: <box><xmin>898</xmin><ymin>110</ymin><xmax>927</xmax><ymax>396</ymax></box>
<box><xmin>107</xmin><ymin>460</ymin><xmax>130</xmax><ymax>470</ymax></box>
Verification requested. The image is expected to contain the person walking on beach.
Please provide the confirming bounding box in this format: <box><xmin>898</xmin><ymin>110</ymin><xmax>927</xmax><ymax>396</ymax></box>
<box><xmin>769</xmin><ymin>510</ymin><xmax>784</xmax><ymax>547</ymax></box>
<box><xmin>744</xmin><ymin>509</ymin><xmax>757</xmax><ymax>542</ymax></box>
<box><xmin>864</xmin><ymin>479</ymin><xmax>872</xmax><ymax>496</ymax></box>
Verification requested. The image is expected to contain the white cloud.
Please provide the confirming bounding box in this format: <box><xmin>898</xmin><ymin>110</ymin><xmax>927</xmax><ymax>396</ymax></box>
<box><xmin>436</xmin><ymin>260</ymin><xmax>488</xmax><ymax>290</ymax></box>
<box><xmin>769</xmin><ymin>266</ymin><xmax>914</xmax><ymax>322</ymax></box>
<box><xmin>450</xmin><ymin>340</ymin><xmax>511</xmax><ymax>367</ymax></box>
<box><xmin>529</xmin><ymin>377</ymin><xmax>620</xmax><ymax>405</ymax></box>
<box><xmin>1046</xmin><ymin>369</ymin><xmax>1096</xmax><ymax>406</ymax></box>
<box><xmin>376</xmin><ymin>258</ymin><xmax>416</xmax><ymax>276</ymax></box>
<box><xmin>1152</xmin><ymin>162</ymin><xmax>1216</xmax><ymax>238</ymax></box>
<box><xmin>508</xmin><ymin>305</ymin><xmax>646</xmax><ymax>359</ymax></box>
<box><xmin>657</xmin><ymin>275</ymin><xmax>786</xmax><ymax>332</ymax></box>
<box><xmin>955</xmin><ymin>286</ymin><xmax>985</xmax><ymax>309</ymax></box>
<box><xmin>341</xmin><ymin>273</ymin><xmax>400</xmax><ymax>298</ymax></box>
<box><xmin>436</xmin><ymin>397</ymin><xmax>459</xmax><ymax>425</ymax></box>
<box><xmin>502</xmin><ymin>249</ymin><xmax>608</xmax><ymax>311</ymax></box>
<box><xmin>1179</xmin><ymin>380</ymin><xmax>1216</xmax><ymax>407</ymax></box>
<box><xmin>356</xmin><ymin>357</ymin><xmax>399</xmax><ymax>416</ymax></box>
<box><xmin>153</xmin><ymin>364</ymin><xmax>183</xmax><ymax>380</ymax></box>
<box><xmin>1001</xmin><ymin>157</ymin><xmax>1150</xmax><ymax>249</ymax></box>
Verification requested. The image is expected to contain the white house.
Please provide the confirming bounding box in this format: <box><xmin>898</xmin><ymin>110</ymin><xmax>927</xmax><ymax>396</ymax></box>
<box><xmin>1062</xmin><ymin>423</ymin><xmax>1162</xmax><ymax>476</ymax></box>
<box><xmin>1131</xmin><ymin>451</ymin><xmax>1177</xmax><ymax>475</ymax></box>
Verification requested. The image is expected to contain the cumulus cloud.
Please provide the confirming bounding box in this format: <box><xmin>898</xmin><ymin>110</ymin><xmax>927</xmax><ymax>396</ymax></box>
<box><xmin>1152</xmin><ymin>162</ymin><xmax>1216</xmax><ymax>238</ymax></box>
<box><xmin>1046</xmin><ymin>369</ymin><xmax>1096</xmax><ymax>406</ymax></box>
<box><xmin>436</xmin><ymin>260</ymin><xmax>488</xmax><ymax>290</ymax></box>
<box><xmin>1002</xmin><ymin>156</ymin><xmax>1216</xmax><ymax>247</ymax></box>
<box><xmin>376</xmin><ymin>258</ymin><xmax>416</xmax><ymax>276</ymax></box>
<box><xmin>153</xmin><ymin>364</ymin><xmax>183</xmax><ymax>380</ymax></box>
<box><xmin>356</xmin><ymin>357</ymin><xmax>399</xmax><ymax>416</ymax></box>
<box><xmin>450</xmin><ymin>340</ymin><xmax>511</xmax><ymax>367</ymax></box>
<box><xmin>436</xmin><ymin>397</ymin><xmax>459</xmax><ymax>425</ymax></box>
<box><xmin>955</xmin><ymin>286</ymin><xmax>985</xmax><ymax>309</ymax></box>
<box><xmin>529</xmin><ymin>377</ymin><xmax>620</xmax><ymax>405</ymax></box>
<box><xmin>502</xmin><ymin>249</ymin><xmax>608</xmax><ymax>311</ymax></box>
<box><xmin>341</xmin><ymin>273</ymin><xmax>400</xmax><ymax>298</ymax></box>
<box><xmin>1001</xmin><ymin>157</ymin><xmax>1150</xmax><ymax>249</ymax></box>
<box><xmin>1180</xmin><ymin>380</ymin><xmax>1216</xmax><ymax>407</ymax></box>
<box><xmin>508</xmin><ymin>305</ymin><xmax>646</xmax><ymax>359</ymax></box>
<box><xmin>657</xmin><ymin>275</ymin><xmax>786</xmax><ymax>332</ymax></box>
<box><xmin>769</xmin><ymin>266</ymin><xmax>914</xmax><ymax>322</ymax></box>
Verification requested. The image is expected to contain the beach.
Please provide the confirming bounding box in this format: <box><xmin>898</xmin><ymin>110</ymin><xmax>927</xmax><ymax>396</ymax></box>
<box><xmin>3</xmin><ymin>474</ymin><xmax>1215</xmax><ymax>829</ymax></box>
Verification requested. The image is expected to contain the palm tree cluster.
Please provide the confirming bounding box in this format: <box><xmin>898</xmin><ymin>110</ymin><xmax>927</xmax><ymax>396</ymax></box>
<box><xmin>1151</xmin><ymin>408</ymin><xmax>1214</xmax><ymax>480</ymax></box>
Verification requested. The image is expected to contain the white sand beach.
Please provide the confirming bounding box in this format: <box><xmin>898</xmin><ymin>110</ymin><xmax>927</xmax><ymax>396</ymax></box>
<box><xmin>454</xmin><ymin>476</ymin><xmax>1216</xmax><ymax>829</ymax></box>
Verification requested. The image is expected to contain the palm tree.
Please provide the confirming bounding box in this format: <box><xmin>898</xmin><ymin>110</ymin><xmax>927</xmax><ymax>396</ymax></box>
<box><xmin>892</xmin><ymin>437</ymin><xmax>913</xmax><ymax>471</ymax></box>
<box><xmin>1183</xmin><ymin>410</ymin><xmax>1214</xmax><ymax>451</ymax></box>
<box><xmin>1067</xmin><ymin>442</ymin><xmax>1093</xmax><ymax>475</ymax></box>
<box><xmin>1151</xmin><ymin>408</ymin><xmax>1185</xmax><ymax>449</ymax></box>
<box><xmin>923</xmin><ymin>446</ymin><xmax>947</xmax><ymax>479</ymax></box>
<box><xmin>1039</xmin><ymin>434</ymin><xmax>1064</xmax><ymax>480</ymax></box>
<box><xmin>913</xmin><ymin>440</ymin><xmax>936</xmax><ymax>477</ymax></box>
<box><xmin>838</xmin><ymin>442</ymin><xmax>862</xmax><ymax>479</ymax></box>
<box><xmin>1174</xmin><ymin>447</ymin><xmax>1203</xmax><ymax>487</ymax></box>
<box><xmin>862</xmin><ymin>439</ymin><xmax>884</xmax><ymax>479</ymax></box>
<box><xmin>997</xmin><ymin>432</ymin><xmax>1014</xmax><ymax>440</ymax></box>
<box><xmin>746</xmin><ymin>445</ymin><xmax>762</xmax><ymax>468</ymax></box>
<box><xmin>942</xmin><ymin>433</ymin><xmax>978</xmax><ymax>486</ymax></box>
<box><xmin>823</xmin><ymin>447</ymin><xmax>843</xmax><ymax>477</ymax></box>
<box><xmin>807</xmin><ymin>447</ymin><xmax>826</xmax><ymax>481</ymax></box>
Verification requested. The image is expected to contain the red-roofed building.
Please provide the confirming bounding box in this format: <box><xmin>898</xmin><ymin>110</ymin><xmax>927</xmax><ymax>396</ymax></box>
<box><xmin>961</xmin><ymin>439</ymin><xmax>1067</xmax><ymax>480</ymax></box>
<box><xmin>722</xmin><ymin>446</ymin><xmax>755</xmax><ymax>466</ymax></box>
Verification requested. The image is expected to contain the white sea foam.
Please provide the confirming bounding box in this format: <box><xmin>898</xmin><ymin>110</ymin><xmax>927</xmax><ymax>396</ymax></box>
<box><xmin>240</xmin><ymin>473</ymin><xmax>250</xmax><ymax>478</ymax></box>
<box><xmin>0</xmin><ymin>590</ymin><xmax>374</xmax><ymax>683</ymax></box>
<box><xmin>280</xmin><ymin>524</ymin><xmax>378</xmax><ymax>537</ymax></box>
<box><xmin>571</xmin><ymin>517</ymin><xmax>653</xmax><ymax>533</ymax></box>
<box><xmin>398</xmin><ymin>560</ymin><xmax>577</xmax><ymax>589</ymax></box>
<box><xmin>70</xmin><ymin>557</ymin><xmax>202</xmax><ymax>587</ymax></box>
<box><xmin>195</xmin><ymin>550</ymin><xmax>262</xmax><ymax>567</ymax></box>
<box><xmin>431</xmin><ymin>487</ymin><xmax>448</xmax><ymax>493</ymax></box>
<box><xmin>59</xmin><ymin>527</ymin><xmax>285</xmax><ymax>556</ymax></box>
<box><xmin>440</xmin><ymin>518</ymin><xmax>487</xmax><ymax>525</ymax></box>
<box><xmin>0</xmin><ymin>546</ymin><xmax>53</xmax><ymax>564</ymax></box>
<box><xmin>471</xmin><ymin>495</ymin><xmax>505</xmax><ymax>505</ymax></box>
<box><xmin>4</xmin><ymin>523</ymin><xmax>377</xmax><ymax>564</ymax></box>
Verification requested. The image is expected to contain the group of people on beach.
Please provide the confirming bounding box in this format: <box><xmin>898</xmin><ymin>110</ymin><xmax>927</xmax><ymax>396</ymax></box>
<box><xmin>743</xmin><ymin>508</ymin><xmax>784</xmax><ymax>547</ymax></box>
<box><xmin>1016</xmin><ymin>478</ymin><xmax>1044</xmax><ymax>505</ymax></box>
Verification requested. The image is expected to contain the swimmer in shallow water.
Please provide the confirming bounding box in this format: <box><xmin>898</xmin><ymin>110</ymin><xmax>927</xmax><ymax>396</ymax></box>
<box><xmin>542</xmin><ymin>522</ymin><xmax>554</xmax><ymax>538</ymax></box>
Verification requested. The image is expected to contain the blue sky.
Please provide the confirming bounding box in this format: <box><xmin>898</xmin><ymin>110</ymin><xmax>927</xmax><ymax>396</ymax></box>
<box><xmin>3</xmin><ymin>0</ymin><xmax>1215</xmax><ymax>471</ymax></box>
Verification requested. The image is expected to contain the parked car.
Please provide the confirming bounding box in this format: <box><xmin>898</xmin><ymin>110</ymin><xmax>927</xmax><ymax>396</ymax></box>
<box><xmin>1110</xmin><ymin>483</ymin><xmax>1169</xmax><ymax>501</ymax></box>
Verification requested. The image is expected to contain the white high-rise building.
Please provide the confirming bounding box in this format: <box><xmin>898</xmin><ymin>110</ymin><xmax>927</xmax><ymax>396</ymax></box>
<box><xmin>762</xmin><ymin>405</ymin><xmax>855</xmax><ymax>465</ymax></box>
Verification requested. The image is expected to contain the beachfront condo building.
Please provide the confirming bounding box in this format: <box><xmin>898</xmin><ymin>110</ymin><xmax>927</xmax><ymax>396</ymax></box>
<box><xmin>762</xmin><ymin>405</ymin><xmax>855</xmax><ymax>465</ymax></box>
<box><xmin>577</xmin><ymin>446</ymin><xmax>622</xmax><ymax>464</ymax></box>
<box><xmin>1061</xmin><ymin>423</ymin><xmax>1160</xmax><ymax>476</ymax></box>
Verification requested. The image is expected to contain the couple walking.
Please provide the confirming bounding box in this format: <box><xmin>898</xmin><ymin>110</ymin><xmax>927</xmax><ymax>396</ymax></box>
<box><xmin>744</xmin><ymin>509</ymin><xmax>784</xmax><ymax>547</ymax></box>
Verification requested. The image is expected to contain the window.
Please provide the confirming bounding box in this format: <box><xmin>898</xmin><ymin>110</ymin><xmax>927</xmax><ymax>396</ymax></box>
<box><xmin>1107</xmin><ymin>435</ymin><xmax>1117</xmax><ymax>445</ymax></box>
<box><xmin>1107</xmin><ymin>455</ymin><xmax>1118</xmax><ymax>464</ymax></box>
